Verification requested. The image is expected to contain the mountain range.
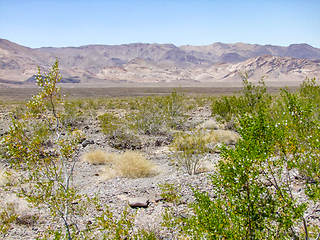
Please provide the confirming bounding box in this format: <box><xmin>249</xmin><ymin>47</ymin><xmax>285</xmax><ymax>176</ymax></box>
<box><xmin>1</xmin><ymin>38</ymin><xmax>320</xmax><ymax>87</ymax></box>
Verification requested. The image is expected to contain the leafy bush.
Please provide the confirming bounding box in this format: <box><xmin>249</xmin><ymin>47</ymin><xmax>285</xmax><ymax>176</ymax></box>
<box><xmin>159</xmin><ymin>182</ymin><xmax>181</xmax><ymax>204</ymax></box>
<box><xmin>212</xmin><ymin>72</ymin><xmax>271</xmax><ymax>124</ymax></box>
<box><xmin>161</xmin><ymin>89</ymin><xmax>189</xmax><ymax>128</ymax></box>
<box><xmin>99</xmin><ymin>112</ymin><xmax>141</xmax><ymax>150</ymax></box>
<box><xmin>1</xmin><ymin>60</ymin><xmax>92</xmax><ymax>238</ymax></box>
<box><xmin>127</xmin><ymin>90</ymin><xmax>189</xmax><ymax>134</ymax></box>
<box><xmin>170</xmin><ymin>129</ymin><xmax>210</xmax><ymax>175</ymax></box>
<box><xmin>128</xmin><ymin>96</ymin><xmax>166</xmax><ymax>135</ymax></box>
<box><xmin>278</xmin><ymin>80</ymin><xmax>320</xmax><ymax>204</ymax></box>
<box><xmin>180</xmin><ymin>109</ymin><xmax>297</xmax><ymax>239</ymax></box>
<box><xmin>99</xmin><ymin>112</ymin><xmax>125</xmax><ymax>137</ymax></box>
<box><xmin>60</xmin><ymin>99</ymin><xmax>85</xmax><ymax>128</ymax></box>
<box><xmin>211</xmin><ymin>94</ymin><xmax>239</xmax><ymax>123</ymax></box>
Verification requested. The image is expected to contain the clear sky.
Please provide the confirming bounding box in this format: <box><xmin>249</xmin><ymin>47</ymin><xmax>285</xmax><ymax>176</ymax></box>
<box><xmin>0</xmin><ymin>0</ymin><xmax>319</xmax><ymax>48</ymax></box>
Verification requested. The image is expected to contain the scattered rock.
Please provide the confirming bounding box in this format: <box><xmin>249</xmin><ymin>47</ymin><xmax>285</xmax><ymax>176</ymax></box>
<box><xmin>128</xmin><ymin>197</ymin><xmax>149</xmax><ymax>208</ymax></box>
<box><xmin>117</xmin><ymin>194</ymin><xmax>129</xmax><ymax>201</ymax></box>
<box><xmin>82</xmin><ymin>139</ymin><xmax>94</xmax><ymax>147</ymax></box>
<box><xmin>154</xmin><ymin>135</ymin><xmax>173</xmax><ymax>147</ymax></box>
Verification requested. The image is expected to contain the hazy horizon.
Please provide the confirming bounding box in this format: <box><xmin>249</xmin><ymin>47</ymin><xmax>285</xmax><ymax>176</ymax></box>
<box><xmin>3</xmin><ymin>38</ymin><xmax>319</xmax><ymax>50</ymax></box>
<box><xmin>1</xmin><ymin>0</ymin><xmax>319</xmax><ymax>48</ymax></box>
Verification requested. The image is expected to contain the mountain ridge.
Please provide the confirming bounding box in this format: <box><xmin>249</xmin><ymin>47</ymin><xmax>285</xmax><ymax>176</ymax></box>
<box><xmin>0</xmin><ymin>39</ymin><xmax>320</xmax><ymax>86</ymax></box>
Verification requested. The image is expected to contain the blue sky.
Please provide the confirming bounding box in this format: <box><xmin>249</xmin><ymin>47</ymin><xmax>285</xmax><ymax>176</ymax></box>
<box><xmin>0</xmin><ymin>0</ymin><xmax>319</xmax><ymax>48</ymax></box>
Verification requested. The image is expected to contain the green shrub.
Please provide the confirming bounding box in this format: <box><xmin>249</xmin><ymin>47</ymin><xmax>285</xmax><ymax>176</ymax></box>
<box><xmin>181</xmin><ymin>108</ymin><xmax>301</xmax><ymax>239</ymax></box>
<box><xmin>159</xmin><ymin>182</ymin><xmax>181</xmax><ymax>204</ymax></box>
<box><xmin>162</xmin><ymin>89</ymin><xmax>189</xmax><ymax>128</ymax></box>
<box><xmin>170</xmin><ymin>129</ymin><xmax>210</xmax><ymax>175</ymax></box>
<box><xmin>99</xmin><ymin>112</ymin><xmax>124</xmax><ymax>137</ymax></box>
<box><xmin>99</xmin><ymin>111</ymin><xmax>141</xmax><ymax>149</ymax></box>
<box><xmin>60</xmin><ymin>100</ymin><xmax>85</xmax><ymax>128</ymax></box>
<box><xmin>128</xmin><ymin>90</ymin><xmax>189</xmax><ymax>134</ymax></box>
<box><xmin>212</xmin><ymin>72</ymin><xmax>271</xmax><ymax>124</ymax></box>
<box><xmin>128</xmin><ymin>96</ymin><xmax>166</xmax><ymax>135</ymax></box>
<box><xmin>211</xmin><ymin>94</ymin><xmax>239</xmax><ymax>123</ymax></box>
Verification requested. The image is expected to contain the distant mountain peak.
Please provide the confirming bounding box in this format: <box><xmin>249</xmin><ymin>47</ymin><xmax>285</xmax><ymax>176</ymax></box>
<box><xmin>0</xmin><ymin>39</ymin><xmax>320</xmax><ymax>85</ymax></box>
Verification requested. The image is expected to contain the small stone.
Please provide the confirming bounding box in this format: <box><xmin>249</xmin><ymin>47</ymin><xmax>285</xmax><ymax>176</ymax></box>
<box><xmin>128</xmin><ymin>197</ymin><xmax>149</xmax><ymax>208</ymax></box>
<box><xmin>82</xmin><ymin>139</ymin><xmax>94</xmax><ymax>147</ymax></box>
<box><xmin>137</xmin><ymin>187</ymin><xmax>147</xmax><ymax>193</ymax></box>
<box><xmin>117</xmin><ymin>194</ymin><xmax>129</xmax><ymax>201</ymax></box>
<box><xmin>155</xmin><ymin>196</ymin><xmax>164</xmax><ymax>202</ymax></box>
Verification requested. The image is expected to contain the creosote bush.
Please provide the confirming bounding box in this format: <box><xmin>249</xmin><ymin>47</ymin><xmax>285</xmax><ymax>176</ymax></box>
<box><xmin>99</xmin><ymin>112</ymin><xmax>142</xmax><ymax>150</ymax></box>
<box><xmin>99</xmin><ymin>89</ymin><xmax>190</xmax><ymax>141</ymax></box>
<box><xmin>212</xmin><ymin>72</ymin><xmax>271</xmax><ymax>124</ymax></box>
<box><xmin>170</xmin><ymin>129</ymin><xmax>210</xmax><ymax>175</ymax></box>
<box><xmin>0</xmin><ymin>60</ymin><xmax>92</xmax><ymax>239</ymax></box>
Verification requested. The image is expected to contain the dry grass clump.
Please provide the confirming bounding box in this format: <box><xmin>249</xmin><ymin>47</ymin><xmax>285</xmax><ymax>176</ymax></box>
<box><xmin>172</xmin><ymin>134</ymin><xmax>198</xmax><ymax>152</ymax></box>
<box><xmin>81</xmin><ymin>149</ymin><xmax>110</xmax><ymax>165</ymax></box>
<box><xmin>171</xmin><ymin>130</ymin><xmax>208</xmax><ymax>153</ymax></box>
<box><xmin>100</xmin><ymin>151</ymin><xmax>156</xmax><ymax>180</ymax></box>
<box><xmin>197</xmin><ymin>119</ymin><xmax>220</xmax><ymax>130</ymax></box>
<box><xmin>205</xmin><ymin>130</ymin><xmax>240</xmax><ymax>145</ymax></box>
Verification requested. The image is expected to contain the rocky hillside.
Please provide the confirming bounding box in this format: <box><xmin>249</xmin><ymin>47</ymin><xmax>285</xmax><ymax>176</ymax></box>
<box><xmin>1</xmin><ymin>38</ymin><xmax>320</xmax><ymax>85</ymax></box>
<box><xmin>97</xmin><ymin>55</ymin><xmax>320</xmax><ymax>82</ymax></box>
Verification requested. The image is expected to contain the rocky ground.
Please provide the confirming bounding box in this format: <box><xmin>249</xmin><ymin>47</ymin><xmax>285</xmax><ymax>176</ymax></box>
<box><xmin>0</xmin><ymin>103</ymin><xmax>224</xmax><ymax>239</ymax></box>
<box><xmin>1</xmin><ymin>101</ymin><xmax>319</xmax><ymax>239</ymax></box>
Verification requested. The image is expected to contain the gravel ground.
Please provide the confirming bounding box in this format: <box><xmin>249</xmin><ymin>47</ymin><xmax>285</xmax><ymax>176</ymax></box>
<box><xmin>1</xmin><ymin>105</ymin><xmax>319</xmax><ymax>239</ymax></box>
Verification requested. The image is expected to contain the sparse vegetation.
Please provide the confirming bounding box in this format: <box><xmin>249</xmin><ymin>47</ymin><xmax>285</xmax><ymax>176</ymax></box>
<box><xmin>159</xmin><ymin>182</ymin><xmax>181</xmax><ymax>205</ymax></box>
<box><xmin>0</xmin><ymin>203</ymin><xmax>18</xmax><ymax>237</ymax></box>
<box><xmin>0</xmin><ymin>61</ymin><xmax>159</xmax><ymax>239</ymax></box>
<box><xmin>164</xmin><ymin>76</ymin><xmax>320</xmax><ymax>239</ymax></box>
<box><xmin>1</xmin><ymin>61</ymin><xmax>320</xmax><ymax>239</ymax></box>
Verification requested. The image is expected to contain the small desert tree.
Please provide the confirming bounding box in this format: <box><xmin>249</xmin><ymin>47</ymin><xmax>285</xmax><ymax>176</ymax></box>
<box><xmin>2</xmin><ymin>60</ymin><xmax>87</xmax><ymax>239</ymax></box>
